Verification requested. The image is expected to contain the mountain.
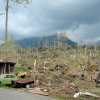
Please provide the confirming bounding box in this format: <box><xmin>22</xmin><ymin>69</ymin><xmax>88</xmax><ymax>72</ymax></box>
<box><xmin>97</xmin><ymin>41</ymin><xmax>100</xmax><ymax>45</ymax></box>
<box><xmin>17</xmin><ymin>35</ymin><xmax>77</xmax><ymax>48</ymax></box>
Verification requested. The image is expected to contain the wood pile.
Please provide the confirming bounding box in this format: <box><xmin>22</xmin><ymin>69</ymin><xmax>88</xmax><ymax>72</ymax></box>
<box><xmin>86</xmin><ymin>64</ymin><xmax>99</xmax><ymax>71</ymax></box>
<box><xmin>17</xmin><ymin>71</ymin><xmax>27</xmax><ymax>78</ymax></box>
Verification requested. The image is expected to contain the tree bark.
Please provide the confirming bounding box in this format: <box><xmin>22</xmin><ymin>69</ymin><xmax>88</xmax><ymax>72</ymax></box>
<box><xmin>5</xmin><ymin>0</ymin><xmax>9</xmax><ymax>48</ymax></box>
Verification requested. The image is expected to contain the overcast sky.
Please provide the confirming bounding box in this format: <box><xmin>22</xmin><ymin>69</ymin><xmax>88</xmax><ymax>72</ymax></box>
<box><xmin>0</xmin><ymin>0</ymin><xmax>100</xmax><ymax>44</ymax></box>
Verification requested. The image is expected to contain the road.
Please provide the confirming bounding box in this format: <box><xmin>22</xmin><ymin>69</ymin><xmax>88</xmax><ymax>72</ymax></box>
<box><xmin>0</xmin><ymin>88</ymin><xmax>57</xmax><ymax>100</ymax></box>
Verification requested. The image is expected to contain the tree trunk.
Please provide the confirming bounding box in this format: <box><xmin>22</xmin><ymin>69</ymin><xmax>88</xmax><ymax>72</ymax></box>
<box><xmin>5</xmin><ymin>0</ymin><xmax>9</xmax><ymax>48</ymax></box>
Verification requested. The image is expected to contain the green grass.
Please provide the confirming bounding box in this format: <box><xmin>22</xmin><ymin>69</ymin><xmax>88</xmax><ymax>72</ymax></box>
<box><xmin>0</xmin><ymin>85</ymin><xmax>10</xmax><ymax>89</ymax></box>
<box><xmin>51</xmin><ymin>94</ymin><xmax>99</xmax><ymax>100</ymax></box>
<box><xmin>66</xmin><ymin>76</ymin><xmax>75</xmax><ymax>83</ymax></box>
<box><xmin>51</xmin><ymin>94</ymin><xmax>68</xmax><ymax>100</ymax></box>
<box><xmin>15</xmin><ymin>66</ymin><xmax>29</xmax><ymax>73</ymax></box>
<box><xmin>0</xmin><ymin>85</ymin><xmax>17</xmax><ymax>90</ymax></box>
<box><xmin>72</xmin><ymin>60</ymin><xmax>84</xmax><ymax>67</ymax></box>
<box><xmin>89</xmin><ymin>88</ymin><xmax>100</xmax><ymax>96</ymax></box>
<box><xmin>28</xmin><ymin>59</ymin><xmax>35</xmax><ymax>64</ymax></box>
<box><xmin>45</xmin><ymin>73</ymin><xmax>54</xmax><ymax>78</ymax></box>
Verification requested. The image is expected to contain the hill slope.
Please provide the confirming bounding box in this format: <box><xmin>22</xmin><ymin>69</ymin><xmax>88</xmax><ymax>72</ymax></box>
<box><xmin>17</xmin><ymin>35</ymin><xmax>77</xmax><ymax>48</ymax></box>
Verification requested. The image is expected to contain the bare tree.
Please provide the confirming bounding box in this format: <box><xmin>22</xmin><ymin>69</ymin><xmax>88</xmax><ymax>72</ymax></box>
<box><xmin>4</xmin><ymin>0</ymin><xmax>32</xmax><ymax>48</ymax></box>
<box><xmin>5</xmin><ymin>0</ymin><xmax>9</xmax><ymax>48</ymax></box>
<box><xmin>56</xmin><ymin>31</ymin><xmax>68</xmax><ymax>47</ymax></box>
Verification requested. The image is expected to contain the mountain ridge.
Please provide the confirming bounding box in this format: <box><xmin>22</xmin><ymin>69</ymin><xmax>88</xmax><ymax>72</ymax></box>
<box><xmin>17</xmin><ymin>35</ymin><xmax>77</xmax><ymax>48</ymax></box>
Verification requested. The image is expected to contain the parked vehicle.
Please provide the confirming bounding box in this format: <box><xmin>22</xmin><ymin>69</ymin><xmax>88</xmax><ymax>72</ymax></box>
<box><xmin>0</xmin><ymin>74</ymin><xmax>34</xmax><ymax>88</ymax></box>
<box><xmin>11</xmin><ymin>79</ymin><xmax>34</xmax><ymax>88</ymax></box>
<box><xmin>0</xmin><ymin>74</ymin><xmax>17</xmax><ymax>86</ymax></box>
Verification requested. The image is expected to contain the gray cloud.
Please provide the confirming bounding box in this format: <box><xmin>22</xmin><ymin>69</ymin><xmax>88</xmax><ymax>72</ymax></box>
<box><xmin>0</xmin><ymin>0</ymin><xmax>100</xmax><ymax>44</ymax></box>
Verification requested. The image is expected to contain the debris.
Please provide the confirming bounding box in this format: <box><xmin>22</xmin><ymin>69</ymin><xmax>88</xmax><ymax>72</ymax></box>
<box><xmin>55</xmin><ymin>63</ymin><xmax>68</xmax><ymax>70</ymax></box>
<box><xmin>17</xmin><ymin>71</ymin><xmax>27</xmax><ymax>78</ymax></box>
<box><xmin>87</xmin><ymin>76</ymin><xmax>92</xmax><ymax>82</ymax></box>
<box><xmin>28</xmin><ymin>66</ymin><xmax>32</xmax><ymax>70</ymax></box>
<box><xmin>63</xmin><ymin>70</ymin><xmax>69</xmax><ymax>76</ymax></box>
<box><xmin>35</xmin><ymin>79</ymin><xmax>40</xmax><ymax>85</ymax></box>
<box><xmin>62</xmin><ymin>83</ymin><xmax>78</xmax><ymax>95</ymax></box>
<box><xmin>40</xmin><ymin>87</ymin><xmax>52</xmax><ymax>92</ymax></box>
<box><xmin>96</xmin><ymin>72</ymin><xmax>100</xmax><ymax>84</ymax></box>
<box><xmin>30</xmin><ymin>84</ymin><xmax>38</xmax><ymax>88</ymax></box>
<box><xmin>69</xmin><ymin>83</ymin><xmax>78</xmax><ymax>93</ymax></box>
<box><xmin>44</xmin><ymin>61</ymin><xmax>49</xmax><ymax>67</ymax></box>
<box><xmin>80</xmin><ymin>74</ymin><xmax>85</xmax><ymax>80</ymax></box>
<box><xmin>29</xmin><ymin>87</ymin><xmax>48</xmax><ymax>96</ymax></box>
<box><xmin>46</xmin><ymin>82</ymin><xmax>51</xmax><ymax>87</ymax></box>
<box><xmin>44</xmin><ymin>89</ymin><xmax>48</xmax><ymax>92</ymax></box>
<box><xmin>18</xmin><ymin>88</ymin><xmax>25</xmax><ymax>92</ymax></box>
<box><xmin>86</xmin><ymin>65</ymin><xmax>99</xmax><ymax>71</ymax></box>
<box><xmin>34</xmin><ymin>60</ymin><xmax>37</xmax><ymax>67</ymax></box>
<box><xmin>72</xmin><ymin>74</ymin><xmax>78</xmax><ymax>78</ymax></box>
<box><xmin>49</xmin><ymin>68</ymin><xmax>55</xmax><ymax>71</ymax></box>
<box><xmin>73</xmin><ymin>92</ymin><xmax>100</xmax><ymax>98</ymax></box>
<box><xmin>94</xmin><ymin>72</ymin><xmax>100</xmax><ymax>87</ymax></box>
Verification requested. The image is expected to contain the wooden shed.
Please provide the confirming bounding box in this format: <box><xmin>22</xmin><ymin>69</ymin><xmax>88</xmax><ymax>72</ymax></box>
<box><xmin>0</xmin><ymin>62</ymin><xmax>16</xmax><ymax>74</ymax></box>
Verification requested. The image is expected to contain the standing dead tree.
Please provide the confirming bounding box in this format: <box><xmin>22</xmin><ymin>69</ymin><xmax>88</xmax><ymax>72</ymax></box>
<box><xmin>5</xmin><ymin>0</ymin><xmax>9</xmax><ymax>48</ymax></box>
<box><xmin>4</xmin><ymin>0</ymin><xmax>32</xmax><ymax>48</ymax></box>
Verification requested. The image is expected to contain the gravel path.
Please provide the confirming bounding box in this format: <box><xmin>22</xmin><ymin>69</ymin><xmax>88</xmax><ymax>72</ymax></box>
<box><xmin>0</xmin><ymin>88</ymin><xmax>57</xmax><ymax>100</ymax></box>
